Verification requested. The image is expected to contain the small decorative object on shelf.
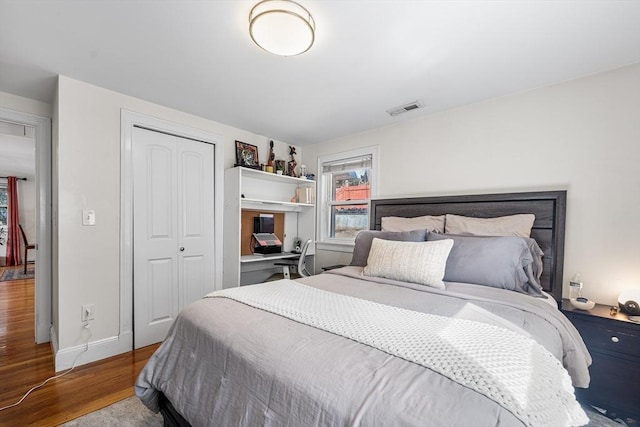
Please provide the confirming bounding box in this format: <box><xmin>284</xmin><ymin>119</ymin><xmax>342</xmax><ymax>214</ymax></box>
<box><xmin>235</xmin><ymin>140</ymin><xmax>260</xmax><ymax>169</ymax></box>
<box><xmin>300</xmin><ymin>164</ymin><xmax>307</xmax><ymax>178</ymax></box>
<box><xmin>288</xmin><ymin>146</ymin><xmax>298</xmax><ymax>177</ymax></box>
<box><xmin>267</xmin><ymin>140</ymin><xmax>275</xmax><ymax>168</ymax></box>
<box><xmin>275</xmin><ymin>160</ymin><xmax>285</xmax><ymax>175</ymax></box>
<box><xmin>618</xmin><ymin>288</ymin><xmax>640</xmax><ymax>315</ymax></box>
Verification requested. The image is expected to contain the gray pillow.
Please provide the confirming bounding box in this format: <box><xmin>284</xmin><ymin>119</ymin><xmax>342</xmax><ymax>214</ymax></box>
<box><xmin>427</xmin><ymin>233</ymin><xmax>543</xmax><ymax>296</ymax></box>
<box><xmin>438</xmin><ymin>233</ymin><xmax>544</xmax><ymax>281</ymax></box>
<box><xmin>350</xmin><ymin>229</ymin><xmax>427</xmax><ymax>267</ymax></box>
<box><xmin>522</xmin><ymin>237</ymin><xmax>544</xmax><ymax>282</ymax></box>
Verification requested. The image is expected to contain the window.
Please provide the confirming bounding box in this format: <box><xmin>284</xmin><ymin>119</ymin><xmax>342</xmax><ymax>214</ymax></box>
<box><xmin>318</xmin><ymin>146</ymin><xmax>378</xmax><ymax>246</ymax></box>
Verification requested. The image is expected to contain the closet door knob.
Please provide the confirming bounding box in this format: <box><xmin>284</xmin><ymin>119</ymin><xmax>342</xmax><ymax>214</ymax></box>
<box><xmin>179</xmin><ymin>247</ymin><xmax>185</xmax><ymax>252</ymax></box>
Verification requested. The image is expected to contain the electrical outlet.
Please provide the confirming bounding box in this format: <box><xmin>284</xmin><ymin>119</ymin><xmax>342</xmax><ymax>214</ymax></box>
<box><xmin>81</xmin><ymin>304</ymin><xmax>95</xmax><ymax>321</ymax></box>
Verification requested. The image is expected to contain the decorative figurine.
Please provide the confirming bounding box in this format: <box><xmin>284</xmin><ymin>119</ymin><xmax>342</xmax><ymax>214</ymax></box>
<box><xmin>267</xmin><ymin>140</ymin><xmax>275</xmax><ymax>167</ymax></box>
<box><xmin>288</xmin><ymin>146</ymin><xmax>297</xmax><ymax>177</ymax></box>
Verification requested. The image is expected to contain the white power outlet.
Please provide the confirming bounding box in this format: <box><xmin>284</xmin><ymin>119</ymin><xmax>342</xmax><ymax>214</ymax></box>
<box><xmin>81</xmin><ymin>304</ymin><xmax>95</xmax><ymax>321</ymax></box>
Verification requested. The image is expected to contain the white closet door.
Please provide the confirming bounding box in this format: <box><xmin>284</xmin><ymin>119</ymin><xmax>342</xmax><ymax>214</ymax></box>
<box><xmin>178</xmin><ymin>138</ymin><xmax>215</xmax><ymax>308</ymax></box>
<box><xmin>133</xmin><ymin>127</ymin><xmax>215</xmax><ymax>348</ymax></box>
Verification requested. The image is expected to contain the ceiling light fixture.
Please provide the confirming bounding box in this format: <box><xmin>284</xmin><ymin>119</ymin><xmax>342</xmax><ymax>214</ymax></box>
<box><xmin>249</xmin><ymin>0</ymin><xmax>315</xmax><ymax>56</ymax></box>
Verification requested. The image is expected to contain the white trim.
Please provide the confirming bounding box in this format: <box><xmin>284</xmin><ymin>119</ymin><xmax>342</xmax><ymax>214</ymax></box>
<box><xmin>0</xmin><ymin>108</ymin><xmax>52</xmax><ymax>344</ymax></box>
<box><xmin>54</xmin><ymin>331</ymin><xmax>133</xmax><ymax>372</ymax></box>
<box><xmin>49</xmin><ymin>325</ymin><xmax>58</xmax><ymax>359</ymax></box>
<box><xmin>316</xmin><ymin>145</ymin><xmax>379</xmax><ymax>245</ymax></box>
<box><xmin>120</xmin><ymin>110</ymin><xmax>224</xmax><ymax>349</ymax></box>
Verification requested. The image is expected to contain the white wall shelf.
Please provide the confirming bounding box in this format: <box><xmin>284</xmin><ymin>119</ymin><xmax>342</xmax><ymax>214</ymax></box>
<box><xmin>241</xmin><ymin>198</ymin><xmax>314</xmax><ymax>212</ymax></box>
<box><xmin>223</xmin><ymin>167</ymin><xmax>317</xmax><ymax>287</ymax></box>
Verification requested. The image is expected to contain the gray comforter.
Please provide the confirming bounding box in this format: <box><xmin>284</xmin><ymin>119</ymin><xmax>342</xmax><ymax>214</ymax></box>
<box><xmin>135</xmin><ymin>267</ymin><xmax>591</xmax><ymax>427</ymax></box>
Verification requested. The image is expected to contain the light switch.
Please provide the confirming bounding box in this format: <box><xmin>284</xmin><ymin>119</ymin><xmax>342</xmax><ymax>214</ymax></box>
<box><xmin>82</xmin><ymin>209</ymin><xmax>96</xmax><ymax>226</ymax></box>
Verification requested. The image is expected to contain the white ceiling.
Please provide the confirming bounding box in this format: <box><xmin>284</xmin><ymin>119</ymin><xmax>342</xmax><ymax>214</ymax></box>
<box><xmin>0</xmin><ymin>1</ymin><xmax>639</xmax><ymax>145</ymax></box>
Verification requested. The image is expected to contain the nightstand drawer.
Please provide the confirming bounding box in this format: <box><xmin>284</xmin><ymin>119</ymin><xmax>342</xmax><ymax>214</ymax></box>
<box><xmin>570</xmin><ymin>316</ymin><xmax>640</xmax><ymax>357</ymax></box>
<box><xmin>579</xmin><ymin>351</ymin><xmax>640</xmax><ymax>418</ymax></box>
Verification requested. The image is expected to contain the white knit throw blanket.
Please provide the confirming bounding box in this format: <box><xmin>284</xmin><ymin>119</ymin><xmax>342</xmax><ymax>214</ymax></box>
<box><xmin>208</xmin><ymin>280</ymin><xmax>588</xmax><ymax>427</ymax></box>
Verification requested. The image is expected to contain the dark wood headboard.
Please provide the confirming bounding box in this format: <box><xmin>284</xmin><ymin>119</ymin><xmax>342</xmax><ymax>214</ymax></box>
<box><xmin>370</xmin><ymin>191</ymin><xmax>567</xmax><ymax>302</ymax></box>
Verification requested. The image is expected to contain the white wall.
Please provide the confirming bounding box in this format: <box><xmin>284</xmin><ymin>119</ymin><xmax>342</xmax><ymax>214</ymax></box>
<box><xmin>304</xmin><ymin>64</ymin><xmax>640</xmax><ymax>306</ymax></box>
<box><xmin>55</xmin><ymin>76</ymin><xmax>297</xmax><ymax>367</ymax></box>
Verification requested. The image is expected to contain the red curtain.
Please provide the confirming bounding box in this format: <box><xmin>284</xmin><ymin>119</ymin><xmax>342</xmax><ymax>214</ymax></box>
<box><xmin>5</xmin><ymin>177</ymin><xmax>22</xmax><ymax>266</ymax></box>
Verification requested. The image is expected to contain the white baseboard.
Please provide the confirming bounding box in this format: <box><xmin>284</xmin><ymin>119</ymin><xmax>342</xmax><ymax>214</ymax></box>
<box><xmin>54</xmin><ymin>331</ymin><xmax>133</xmax><ymax>372</ymax></box>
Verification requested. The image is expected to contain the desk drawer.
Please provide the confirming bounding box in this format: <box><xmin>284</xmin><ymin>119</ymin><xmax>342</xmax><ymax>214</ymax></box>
<box><xmin>571</xmin><ymin>317</ymin><xmax>640</xmax><ymax>358</ymax></box>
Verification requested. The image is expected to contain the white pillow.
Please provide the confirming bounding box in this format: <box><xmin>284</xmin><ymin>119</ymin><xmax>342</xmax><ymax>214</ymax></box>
<box><xmin>363</xmin><ymin>238</ymin><xmax>453</xmax><ymax>289</ymax></box>
<box><xmin>445</xmin><ymin>214</ymin><xmax>535</xmax><ymax>238</ymax></box>
<box><xmin>381</xmin><ymin>215</ymin><xmax>445</xmax><ymax>233</ymax></box>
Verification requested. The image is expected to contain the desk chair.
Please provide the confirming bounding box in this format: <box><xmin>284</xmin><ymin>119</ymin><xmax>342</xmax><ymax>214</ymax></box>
<box><xmin>274</xmin><ymin>239</ymin><xmax>313</xmax><ymax>279</ymax></box>
<box><xmin>19</xmin><ymin>224</ymin><xmax>35</xmax><ymax>274</ymax></box>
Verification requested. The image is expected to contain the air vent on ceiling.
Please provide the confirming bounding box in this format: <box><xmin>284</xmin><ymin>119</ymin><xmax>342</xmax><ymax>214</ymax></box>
<box><xmin>386</xmin><ymin>101</ymin><xmax>423</xmax><ymax>117</ymax></box>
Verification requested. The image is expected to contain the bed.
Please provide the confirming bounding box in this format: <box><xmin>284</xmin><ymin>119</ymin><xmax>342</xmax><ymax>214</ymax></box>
<box><xmin>135</xmin><ymin>190</ymin><xmax>593</xmax><ymax>427</ymax></box>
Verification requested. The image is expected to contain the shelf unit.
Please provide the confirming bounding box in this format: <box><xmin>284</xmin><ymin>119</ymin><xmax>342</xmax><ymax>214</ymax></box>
<box><xmin>223</xmin><ymin>167</ymin><xmax>316</xmax><ymax>287</ymax></box>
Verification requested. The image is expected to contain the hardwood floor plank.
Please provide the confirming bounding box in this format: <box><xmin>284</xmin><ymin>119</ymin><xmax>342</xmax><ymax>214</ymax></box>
<box><xmin>0</xmin><ymin>267</ymin><xmax>160</xmax><ymax>426</ymax></box>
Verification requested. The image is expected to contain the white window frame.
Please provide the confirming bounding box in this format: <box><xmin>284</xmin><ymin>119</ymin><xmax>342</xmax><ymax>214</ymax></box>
<box><xmin>317</xmin><ymin>146</ymin><xmax>379</xmax><ymax>251</ymax></box>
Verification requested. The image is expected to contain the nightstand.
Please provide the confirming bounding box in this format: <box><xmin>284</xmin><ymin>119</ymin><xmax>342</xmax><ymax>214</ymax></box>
<box><xmin>561</xmin><ymin>299</ymin><xmax>640</xmax><ymax>420</ymax></box>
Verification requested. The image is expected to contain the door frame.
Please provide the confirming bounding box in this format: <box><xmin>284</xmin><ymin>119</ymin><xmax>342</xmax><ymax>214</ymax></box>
<box><xmin>120</xmin><ymin>110</ymin><xmax>224</xmax><ymax>349</ymax></box>
<box><xmin>0</xmin><ymin>107</ymin><xmax>51</xmax><ymax>344</ymax></box>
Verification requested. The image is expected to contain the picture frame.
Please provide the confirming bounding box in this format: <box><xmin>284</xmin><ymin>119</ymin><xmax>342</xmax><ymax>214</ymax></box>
<box><xmin>235</xmin><ymin>141</ymin><xmax>260</xmax><ymax>169</ymax></box>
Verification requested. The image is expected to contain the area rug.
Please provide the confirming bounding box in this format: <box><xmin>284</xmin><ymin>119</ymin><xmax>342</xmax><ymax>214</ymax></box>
<box><xmin>59</xmin><ymin>396</ymin><xmax>162</xmax><ymax>427</ymax></box>
<box><xmin>0</xmin><ymin>266</ymin><xmax>35</xmax><ymax>281</ymax></box>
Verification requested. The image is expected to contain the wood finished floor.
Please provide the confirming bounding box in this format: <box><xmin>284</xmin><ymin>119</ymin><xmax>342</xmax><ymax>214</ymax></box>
<box><xmin>0</xmin><ymin>266</ymin><xmax>160</xmax><ymax>426</ymax></box>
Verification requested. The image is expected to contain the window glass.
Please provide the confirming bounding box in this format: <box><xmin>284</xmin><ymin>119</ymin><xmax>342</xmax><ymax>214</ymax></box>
<box><xmin>331</xmin><ymin>204</ymin><xmax>368</xmax><ymax>239</ymax></box>
<box><xmin>318</xmin><ymin>148</ymin><xmax>377</xmax><ymax>244</ymax></box>
<box><xmin>0</xmin><ymin>187</ymin><xmax>7</xmax><ymax>226</ymax></box>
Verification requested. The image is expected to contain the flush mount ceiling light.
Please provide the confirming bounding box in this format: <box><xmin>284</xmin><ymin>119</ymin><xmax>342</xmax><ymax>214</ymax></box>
<box><xmin>249</xmin><ymin>0</ymin><xmax>315</xmax><ymax>56</ymax></box>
